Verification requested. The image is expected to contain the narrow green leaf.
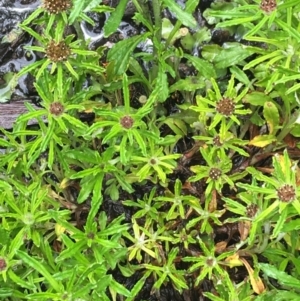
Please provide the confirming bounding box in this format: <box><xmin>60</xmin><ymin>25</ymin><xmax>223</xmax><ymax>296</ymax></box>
<box><xmin>55</xmin><ymin>239</ymin><xmax>86</xmax><ymax>262</ymax></box>
<box><xmin>8</xmin><ymin>228</ymin><xmax>26</xmax><ymax>259</ymax></box>
<box><xmin>16</xmin><ymin>250</ymin><xmax>61</xmax><ymax>292</ymax></box>
<box><xmin>77</xmin><ymin>176</ymin><xmax>96</xmax><ymax>203</ymax></box>
<box><xmin>86</xmin><ymin>177</ymin><xmax>104</xmax><ymax>226</ymax></box>
<box><xmin>22</xmin><ymin>7</ymin><xmax>44</xmax><ymax>26</ymax></box>
<box><xmin>286</xmin><ymin>82</ymin><xmax>300</xmax><ymax>94</ymax></box>
<box><xmin>56</xmin><ymin>64</ymin><xmax>63</xmax><ymax>97</ymax></box>
<box><xmin>122</xmin><ymin>73</ymin><xmax>130</xmax><ymax>112</ymax></box>
<box><xmin>184</xmin><ymin>54</ymin><xmax>216</xmax><ymax>78</ymax></box>
<box><xmin>64</xmin><ymin>60</ymin><xmax>79</xmax><ymax>79</ymax></box>
<box><xmin>70</xmin><ymin>166</ymin><xmax>99</xmax><ymax>179</ymax></box>
<box><xmin>17</xmin><ymin>60</ymin><xmax>44</xmax><ymax>77</ymax></box>
<box><xmin>110</xmin><ymin>278</ymin><xmax>131</xmax><ymax>297</ymax></box>
<box><xmin>125</xmin><ymin>273</ymin><xmax>148</xmax><ymax>301</ymax></box>
<box><xmin>244</xmin><ymin>50</ymin><xmax>281</xmax><ymax>70</ymax></box>
<box><xmin>69</xmin><ymin>0</ymin><xmax>85</xmax><ymax>24</ymax></box>
<box><xmin>104</xmin><ymin>0</ymin><xmax>128</xmax><ymax>37</ymax></box>
<box><xmin>163</xmin><ymin>0</ymin><xmax>198</xmax><ymax>29</ymax></box>
<box><xmin>271</xmin><ymin>209</ymin><xmax>287</xmax><ymax>239</ymax></box>
<box><xmin>214</xmin><ymin>44</ymin><xmax>254</xmax><ymax>69</ymax></box>
<box><xmin>169</xmin><ymin>77</ymin><xmax>205</xmax><ymax>92</ymax></box>
<box><xmin>62</xmin><ymin>114</ymin><xmax>87</xmax><ymax>132</ymax></box>
<box><xmin>26</xmin><ymin>293</ymin><xmax>59</xmax><ymax>299</ymax></box>
<box><xmin>8</xmin><ymin>270</ymin><xmax>36</xmax><ymax>290</ymax></box>
<box><xmin>71</xmin><ymin>49</ymin><xmax>98</xmax><ymax>56</ymax></box>
<box><xmin>259</xmin><ymin>263</ymin><xmax>300</xmax><ymax>289</ymax></box>
<box><xmin>275</xmin><ymin>19</ymin><xmax>300</xmax><ymax>42</ymax></box>
<box><xmin>40</xmin><ymin>121</ymin><xmax>55</xmax><ymax>152</ymax></box>
<box><xmin>107</xmin><ymin>33</ymin><xmax>150</xmax><ymax>77</ymax></box>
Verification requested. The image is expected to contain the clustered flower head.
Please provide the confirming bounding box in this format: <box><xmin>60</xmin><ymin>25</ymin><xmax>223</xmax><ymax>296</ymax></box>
<box><xmin>246</xmin><ymin>204</ymin><xmax>259</xmax><ymax>218</ymax></box>
<box><xmin>45</xmin><ymin>40</ymin><xmax>71</xmax><ymax>62</ymax></box>
<box><xmin>120</xmin><ymin>115</ymin><xmax>134</xmax><ymax>129</ymax></box>
<box><xmin>260</xmin><ymin>0</ymin><xmax>277</xmax><ymax>13</ymax></box>
<box><xmin>212</xmin><ymin>135</ymin><xmax>222</xmax><ymax>147</ymax></box>
<box><xmin>49</xmin><ymin>102</ymin><xmax>64</xmax><ymax>116</ymax></box>
<box><xmin>191</xmin><ymin>75</ymin><xmax>251</xmax><ymax>130</ymax></box>
<box><xmin>209</xmin><ymin>168</ymin><xmax>222</xmax><ymax>180</ymax></box>
<box><xmin>277</xmin><ymin>184</ymin><xmax>296</xmax><ymax>202</ymax></box>
<box><xmin>0</xmin><ymin>258</ymin><xmax>7</xmax><ymax>271</ymax></box>
<box><xmin>42</xmin><ymin>0</ymin><xmax>72</xmax><ymax>14</ymax></box>
<box><xmin>216</xmin><ymin>98</ymin><xmax>235</xmax><ymax>117</ymax></box>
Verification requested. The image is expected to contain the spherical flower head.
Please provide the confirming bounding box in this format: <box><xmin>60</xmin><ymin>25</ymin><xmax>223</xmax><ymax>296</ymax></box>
<box><xmin>260</xmin><ymin>0</ymin><xmax>277</xmax><ymax>13</ymax></box>
<box><xmin>246</xmin><ymin>204</ymin><xmax>259</xmax><ymax>218</ymax></box>
<box><xmin>120</xmin><ymin>115</ymin><xmax>134</xmax><ymax>129</ymax></box>
<box><xmin>42</xmin><ymin>0</ymin><xmax>72</xmax><ymax>14</ymax></box>
<box><xmin>213</xmin><ymin>135</ymin><xmax>223</xmax><ymax>147</ymax></box>
<box><xmin>0</xmin><ymin>258</ymin><xmax>7</xmax><ymax>271</ymax></box>
<box><xmin>277</xmin><ymin>184</ymin><xmax>296</xmax><ymax>202</ymax></box>
<box><xmin>209</xmin><ymin>168</ymin><xmax>222</xmax><ymax>180</ymax></box>
<box><xmin>216</xmin><ymin>98</ymin><xmax>235</xmax><ymax>117</ymax></box>
<box><xmin>45</xmin><ymin>40</ymin><xmax>71</xmax><ymax>63</ymax></box>
<box><xmin>50</xmin><ymin>102</ymin><xmax>64</xmax><ymax>116</ymax></box>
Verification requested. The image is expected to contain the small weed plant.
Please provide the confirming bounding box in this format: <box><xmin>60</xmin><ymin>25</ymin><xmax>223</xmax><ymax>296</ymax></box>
<box><xmin>1</xmin><ymin>0</ymin><xmax>300</xmax><ymax>300</ymax></box>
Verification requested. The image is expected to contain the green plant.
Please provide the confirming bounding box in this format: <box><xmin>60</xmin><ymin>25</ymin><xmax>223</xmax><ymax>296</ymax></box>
<box><xmin>189</xmin><ymin>147</ymin><xmax>235</xmax><ymax>197</ymax></box>
<box><xmin>237</xmin><ymin>150</ymin><xmax>300</xmax><ymax>241</ymax></box>
<box><xmin>2</xmin><ymin>0</ymin><xmax>300</xmax><ymax>299</ymax></box>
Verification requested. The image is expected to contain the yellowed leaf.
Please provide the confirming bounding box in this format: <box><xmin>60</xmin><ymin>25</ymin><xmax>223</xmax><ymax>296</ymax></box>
<box><xmin>224</xmin><ymin>253</ymin><xmax>243</xmax><ymax>268</ymax></box>
<box><xmin>248</xmin><ymin>135</ymin><xmax>276</xmax><ymax>147</ymax></box>
<box><xmin>240</xmin><ymin>258</ymin><xmax>265</xmax><ymax>294</ymax></box>
<box><xmin>55</xmin><ymin>223</ymin><xmax>66</xmax><ymax>240</ymax></box>
<box><xmin>276</xmin><ymin>153</ymin><xmax>291</xmax><ymax>176</ymax></box>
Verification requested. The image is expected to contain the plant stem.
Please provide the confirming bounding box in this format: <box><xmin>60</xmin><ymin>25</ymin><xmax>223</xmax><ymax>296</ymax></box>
<box><xmin>152</xmin><ymin>0</ymin><xmax>162</xmax><ymax>51</ymax></box>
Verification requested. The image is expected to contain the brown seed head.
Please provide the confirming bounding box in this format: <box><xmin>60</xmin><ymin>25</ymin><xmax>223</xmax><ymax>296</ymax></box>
<box><xmin>42</xmin><ymin>0</ymin><xmax>72</xmax><ymax>14</ymax></box>
<box><xmin>277</xmin><ymin>184</ymin><xmax>296</xmax><ymax>202</ymax></box>
<box><xmin>209</xmin><ymin>168</ymin><xmax>222</xmax><ymax>180</ymax></box>
<box><xmin>260</xmin><ymin>0</ymin><xmax>277</xmax><ymax>13</ymax></box>
<box><xmin>87</xmin><ymin>232</ymin><xmax>95</xmax><ymax>239</ymax></box>
<box><xmin>216</xmin><ymin>98</ymin><xmax>235</xmax><ymax>117</ymax></box>
<box><xmin>246</xmin><ymin>203</ymin><xmax>259</xmax><ymax>218</ymax></box>
<box><xmin>45</xmin><ymin>40</ymin><xmax>71</xmax><ymax>62</ymax></box>
<box><xmin>149</xmin><ymin>158</ymin><xmax>157</xmax><ymax>165</ymax></box>
<box><xmin>120</xmin><ymin>115</ymin><xmax>134</xmax><ymax>129</ymax></box>
<box><xmin>213</xmin><ymin>135</ymin><xmax>223</xmax><ymax>147</ymax></box>
<box><xmin>206</xmin><ymin>257</ymin><xmax>216</xmax><ymax>267</ymax></box>
<box><xmin>49</xmin><ymin>102</ymin><xmax>64</xmax><ymax>116</ymax></box>
<box><xmin>0</xmin><ymin>258</ymin><xmax>7</xmax><ymax>271</ymax></box>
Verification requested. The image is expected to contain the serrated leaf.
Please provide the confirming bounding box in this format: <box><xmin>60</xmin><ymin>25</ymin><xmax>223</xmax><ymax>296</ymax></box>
<box><xmin>243</xmin><ymin>91</ymin><xmax>273</xmax><ymax>106</ymax></box>
<box><xmin>163</xmin><ymin>0</ymin><xmax>198</xmax><ymax>29</ymax></box>
<box><xmin>214</xmin><ymin>44</ymin><xmax>254</xmax><ymax>69</ymax></box>
<box><xmin>249</xmin><ymin>135</ymin><xmax>277</xmax><ymax>147</ymax></box>
<box><xmin>184</xmin><ymin>54</ymin><xmax>216</xmax><ymax>78</ymax></box>
<box><xmin>104</xmin><ymin>0</ymin><xmax>128</xmax><ymax>37</ymax></box>
<box><xmin>16</xmin><ymin>250</ymin><xmax>61</xmax><ymax>292</ymax></box>
<box><xmin>259</xmin><ymin>263</ymin><xmax>300</xmax><ymax>289</ymax></box>
<box><xmin>110</xmin><ymin>278</ymin><xmax>131</xmax><ymax>297</ymax></box>
<box><xmin>69</xmin><ymin>0</ymin><xmax>86</xmax><ymax>24</ymax></box>
<box><xmin>107</xmin><ymin>34</ymin><xmax>149</xmax><ymax>77</ymax></box>
<box><xmin>169</xmin><ymin>76</ymin><xmax>205</xmax><ymax>92</ymax></box>
<box><xmin>84</xmin><ymin>0</ymin><xmax>107</xmax><ymax>12</ymax></box>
